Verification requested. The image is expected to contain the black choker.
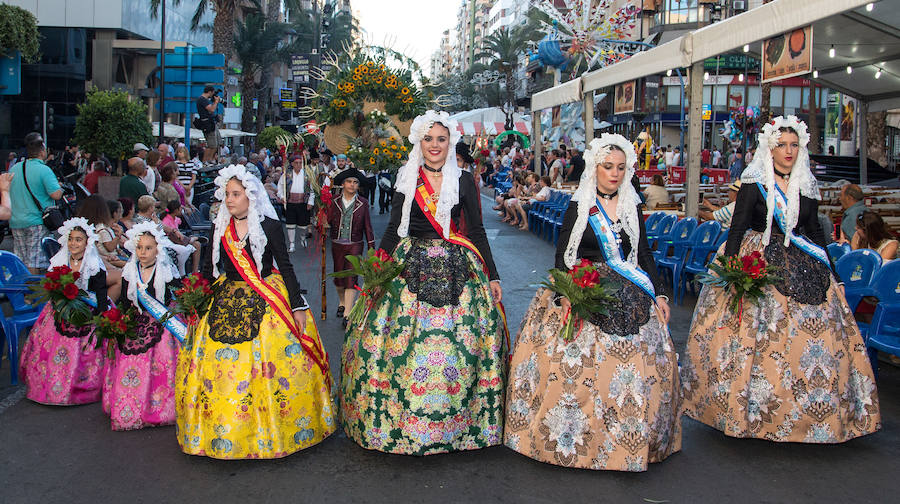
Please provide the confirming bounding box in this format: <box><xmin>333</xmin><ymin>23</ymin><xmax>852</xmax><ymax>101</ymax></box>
<box><xmin>596</xmin><ymin>189</ymin><xmax>618</xmax><ymax>200</ymax></box>
<box><xmin>423</xmin><ymin>164</ymin><xmax>443</xmax><ymax>173</ymax></box>
<box><xmin>233</xmin><ymin>215</ymin><xmax>248</xmax><ymax>221</ymax></box>
<box><xmin>141</xmin><ymin>262</ymin><xmax>156</xmax><ymax>269</ymax></box>
<box><xmin>774</xmin><ymin>168</ymin><xmax>791</xmax><ymax>180</ymax></box>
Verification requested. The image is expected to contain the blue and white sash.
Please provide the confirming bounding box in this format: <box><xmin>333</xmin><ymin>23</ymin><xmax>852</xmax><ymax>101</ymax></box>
<box><xmin>83</xmin><ymin>291</ymin><xmax>99</xmax><ymax>308</ymax></box>
<box><xmin>136</xmin><ymin>287</ymin><xmax>187</xmax><ymax>345</ymax></box>
<box><xmin>81</xmin><ymin>291</ymin><xmax>115</xmax><ymax>310</ymax></box>
<box><xmin>757</xmin><ymin>182</ymin><xmax>830</xmax><ymax>267</ymax></box>
<box><xmin>587</xmin><ymin>198</ymin><xmax>657</xmax><ymax>300</ymax></box>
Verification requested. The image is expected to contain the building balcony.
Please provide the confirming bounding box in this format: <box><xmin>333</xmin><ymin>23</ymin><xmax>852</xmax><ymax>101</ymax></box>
<box><xmin>649</xmin><ymin>2</ymin><xmax>713</xmax><ymax>34</ymax></box>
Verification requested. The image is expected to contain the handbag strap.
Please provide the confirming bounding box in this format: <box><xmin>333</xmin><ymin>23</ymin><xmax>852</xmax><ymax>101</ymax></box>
<box><xmin>20</xmin><ymin>160</ymin><xmax>46</xmax><ymax>212</ymax></box>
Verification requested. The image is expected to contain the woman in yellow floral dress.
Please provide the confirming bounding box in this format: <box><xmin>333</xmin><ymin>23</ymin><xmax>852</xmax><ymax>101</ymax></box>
<box><xmin>175</xmin><ymin>164</ymin><xmax>334</xmax><ymax>459</ymax></box>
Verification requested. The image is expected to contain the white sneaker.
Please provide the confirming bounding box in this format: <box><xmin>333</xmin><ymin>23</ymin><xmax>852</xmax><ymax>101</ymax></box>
<box><xmin>288</xmin><ymin>242</ymin><xmax>295</xmax><ymax>253</ymax></box>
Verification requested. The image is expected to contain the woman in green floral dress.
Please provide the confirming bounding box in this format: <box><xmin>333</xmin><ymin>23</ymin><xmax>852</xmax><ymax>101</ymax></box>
<box><xmin>340</xmin><ymin>110</ymin><xmax>507</xmax><ymax>455</ymax></box>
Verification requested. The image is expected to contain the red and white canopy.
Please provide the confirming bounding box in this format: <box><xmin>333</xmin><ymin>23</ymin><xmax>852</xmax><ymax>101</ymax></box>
<box><xmin>455</xmin><ymin>121</ymin><xmax>531</xmax><ymax>136</ymax></box>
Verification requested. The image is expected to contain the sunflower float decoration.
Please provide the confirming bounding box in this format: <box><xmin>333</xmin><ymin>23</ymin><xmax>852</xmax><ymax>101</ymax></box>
<box><xmin>345</xmin><ymin>131</ymin><xmax>411</xmax><ymax>175</ymax></box>
<box><xmin>299</xmin><ymin>45</ymin><xmax>430</xmax><ymax>167</ymax></box>
<box><xmin>299</xmin><ymin>46</ymin><xmax>429</xmax><ymax>128</ymax></box>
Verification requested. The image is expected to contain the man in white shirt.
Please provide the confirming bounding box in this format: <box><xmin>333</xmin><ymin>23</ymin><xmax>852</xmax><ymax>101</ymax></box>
<box><xmin>548</xmin><ymin>150</ymin><xmax>564</xmax><ymax>186</ymax></box>
<box><xmin>276</xmin><ymin>155</ymin><xmax>315</xmax><ymax>252</ymax></box>
<box><xmin>664</xmin><ymin>145</ymin><xmax>674</xmax><ymax>167</ymax></box>
<box><xmin>712</xmin><ymin>147</ymin><xmax>722</xmax><ymax>169</ymax></box>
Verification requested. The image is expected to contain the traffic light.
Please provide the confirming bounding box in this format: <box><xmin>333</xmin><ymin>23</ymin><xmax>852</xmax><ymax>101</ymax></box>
<box><xmin>33</xmin><ymin>114</ymin><xmax>40</xmax><ymax>131</ymax></box>
<box><xmin>47</xmin><ymin>105</ymin><xmax>55</xmax><ymax>131</ymax></box>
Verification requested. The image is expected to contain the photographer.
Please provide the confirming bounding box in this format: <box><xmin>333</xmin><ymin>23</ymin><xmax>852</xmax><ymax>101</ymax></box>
<box><xmin>196</xmin><ymin>85</ymin><xmax>222</xmax><ymax>165</ymax></box>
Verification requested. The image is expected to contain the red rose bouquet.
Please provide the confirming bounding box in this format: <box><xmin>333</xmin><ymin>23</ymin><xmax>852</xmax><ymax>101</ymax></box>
<box><xmin>697</xmin><ymin>251</ymin><xmax>780</xmax><ymax>322</ymax></box>
<box><xmin>540</xmin><ymin>258</ymin><xmax>618</xmax><ymax>342</ymax></box>
<box><xmin>330</xmin><ymin>248</ymin><xmax>404</xmax><ymax>329</ymax></box>
<box><xmin>475</xmin><ymin>148</ymin><xmax>491</xmax><ymax>167</ymax></box>
<box><xmin>304</xmin><ymin>163</ymin><xmax>332</xmax><ymax>237</ymax></box>
<box><xmin>166</xmin><ymin>273</ymin><xmax>214</xmax><ymax>331</ymax></box>
<box><xmin>92</xmin><ymin>306</ymin><xmax>138</xmax><ymax>351</ymax></box>
<box><xmin>27</xmin><ymin>265</ymin><xmax>93</xmax><ymax>327</ymax></box>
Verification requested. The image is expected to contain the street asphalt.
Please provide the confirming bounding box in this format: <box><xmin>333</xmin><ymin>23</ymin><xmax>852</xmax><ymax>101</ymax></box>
<box><xmin>1</xmin><ymin>190</ymin><xmax>897</xmax><ymax>503</ymax></box>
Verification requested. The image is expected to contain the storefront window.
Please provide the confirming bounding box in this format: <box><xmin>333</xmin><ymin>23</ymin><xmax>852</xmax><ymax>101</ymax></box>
<box><xmin>784</xmin><ymin>87</ymin><xmax>802</xmax><ymax>114</ymax></box>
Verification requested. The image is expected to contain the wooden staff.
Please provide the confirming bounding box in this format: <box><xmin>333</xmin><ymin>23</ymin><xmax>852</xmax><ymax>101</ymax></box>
<box><xmin>314</xmin><ymin>154</ymin><xmax>327</xmax><ymax>321</ymax></box>
<box><xmin>321</xmin><ymin>227</ymin><xmax>327</xmax><ymax>321</ymax></box>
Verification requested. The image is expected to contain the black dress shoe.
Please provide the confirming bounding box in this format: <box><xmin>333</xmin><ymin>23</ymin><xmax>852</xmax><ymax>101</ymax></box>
<box><xmin>336</xmin><ymin>306</ymin><xmax>345</xmax><ymax>318</ymax></box>
<box><xmin>341</xmin><ymin>317</ymin><xmax>348</xmax><ymax>329</ymax></box>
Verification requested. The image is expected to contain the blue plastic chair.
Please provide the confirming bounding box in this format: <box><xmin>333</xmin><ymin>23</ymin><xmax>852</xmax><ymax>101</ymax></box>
<box><xmin>713</xmin><ymin>228</ymin><xmax>729</xmax><ymax>250</ymax></box>
<box><xmin>545</xmin><ymin>206</ymin><xmax>566</xmax><ymax>242</ymax></box>
<box><xmin>645</xmin><ymin>212</ymin><xmax>667</xmax><ymax>242</ymax></box>
<box><xmin>530</xmin><ymin>192</ymin><xmax>566</xmax><ymax>234</ymax></box>
<box><xmin>858</xmin><ymin>261</ymin><xmax>900</xmax><ymax>379</ymax></box>
<box><xmin>0</xmin><ymin>251</ymin><xmax>45</xmax><ymax>384</ymax></box>
<box><xmin>827</xmin><ymin>242</ymin><xmax>848</xmax><ymax>262</ymax></box>
<box><xmin>648</xmin><ymin>214</ymin><xmax>677</xmax><ymax>251</ymax></box>
<box><xmin>674</xmin><ymin>220</ymin><xmax>722</xmax><ymax>304</ymax></box>
<box><xmin>835</xmin><ymin>249</ymin><xmax>883</xmax><ymax>311</ymax></box>
<box><xmin>0</xmin><ymin>251</ymin><xmax>42</xmax><ymax>305</ymax></box>
<box><xmin>652</xmin><ymin>217</ymin><xmax>697</xmax><ymax>263</ymax></box>
<box><xmin>0</xmin><ymin>287</ymin><xmax>44</xmax><ymax>385</ymax></box>
<box><xmin>41</xmin><ymin>236</ymin><xmax>61</xmax><ymax>264</ymax></box>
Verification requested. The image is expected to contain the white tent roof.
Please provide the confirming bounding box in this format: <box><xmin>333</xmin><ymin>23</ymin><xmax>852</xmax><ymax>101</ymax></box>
<box><xmin>532</xmin><ymin>0</ymin><xmax>897</xmax><ymax>110</ymax></box>
<box><xmin>152</xmin><ymin>122</ymin><xmax>204</xmax><ymax>141</ymax></box>
<box><xmin>219</xmin><ymin>128</ymin><xmax>257</xmax><ymax>138</ymax></box>
<box><xmin>582</xmin><ymin>37</ymin><xmax>691</xmax><ymax>93</ymax></box>
<box><xmin>448</xmin><ymin>107</ymin><xmax>529</xmax><ymax>124</ymax></box>
<box><xmin>532</xmin><ymin>77</ymin><xmax>582</xmax><ymax>111</ymax></box>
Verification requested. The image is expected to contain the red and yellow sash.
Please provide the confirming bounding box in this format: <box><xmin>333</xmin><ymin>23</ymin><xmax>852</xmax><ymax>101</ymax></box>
<box><xmin>413</xmin><ymin>168</ymin><xmax>510</xmax><ymax>355</ymax></box>
<box><xmin>223</xmin><ymin>220</ymin><xmax>332</xmax><ymax>387</ymax></box>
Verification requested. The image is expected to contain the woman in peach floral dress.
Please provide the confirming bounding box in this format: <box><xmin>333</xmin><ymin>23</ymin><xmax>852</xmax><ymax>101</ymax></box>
<box><xmin>504</xmin><ymin>134</ymin><xmax>681</xmax><ymax>471</ymax></box>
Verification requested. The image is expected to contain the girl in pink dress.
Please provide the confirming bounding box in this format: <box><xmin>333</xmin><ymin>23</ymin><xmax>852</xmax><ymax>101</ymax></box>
<box><xmin>102</xmin><ymin>222</ymin><xmax>182</xmax><ymax>430</ymax></box>
<box><xmin>20</xmin><ymin>218</ymin><xmax>108</xmax><ymax>405</ymax></box>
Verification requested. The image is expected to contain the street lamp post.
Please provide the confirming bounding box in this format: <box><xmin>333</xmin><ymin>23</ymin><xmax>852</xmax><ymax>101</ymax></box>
<box><xmin>159</xmin><ymin>0</ymin><xmax>166</xmax><ymax>145</ymax></box>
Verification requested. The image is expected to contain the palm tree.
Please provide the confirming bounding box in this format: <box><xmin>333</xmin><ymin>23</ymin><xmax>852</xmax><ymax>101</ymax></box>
<box><xmin>475</xmin><ymin>26</ymin><xmax>535</xmax><ymax>114</ymax></box>
<box><xmin>150</xmin><ymin>0</ymin><xmax>239</xmax><ymax>61</ymax></box>
<box><xmin>233</xmin><ymin>11</ymin><xmax>292</xmax><ymax>132</ymax></box>
<box><xmin>282</xmin><ymin>2</ymin><xmax>359</xmax><ymax>55</ymax></box>
<box><xmin>256</xmin><ymin>0</ymin><xmax>282</xmax><ymax>133</ymax></box>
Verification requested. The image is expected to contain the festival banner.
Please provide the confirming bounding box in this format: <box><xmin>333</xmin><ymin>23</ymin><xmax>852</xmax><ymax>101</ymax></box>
<box><xmin>824</xmin><ymin>90</ymin><xmax>841</xmax><ymax>154</ymax></box>
<box><xmin>762</xmin><ymin>25</ymin><xmax>813</xmax><ymax>83</ymax></box>
<box><xmin>840</xmin><ymin>94</ymin><xmax>857</xmax><ymax>156</ymax></box>
<box><xmin>614</xmin><ymin>80</ymin><xmax>636</xmax><ymax>115</ymax></box>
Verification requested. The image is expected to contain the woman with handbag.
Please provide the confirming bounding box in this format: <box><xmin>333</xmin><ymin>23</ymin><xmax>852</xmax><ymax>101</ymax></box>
<box><xmin>9</xmin><ymin>132</ymin><xmax>63</xmax><ymax>274</ymax></box>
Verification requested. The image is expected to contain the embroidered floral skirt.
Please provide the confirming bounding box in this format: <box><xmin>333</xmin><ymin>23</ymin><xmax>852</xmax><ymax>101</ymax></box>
<box><xmin>101</xmin><ymin>311</ymin><xmax>179</xmax><ymax>431</ymax></box>
<box><xmin>340</xmin><ymin>238</ymin><xmax>507</xmax><ymax>455</ymax></box>
<box><xmin>19</xmin><ymin>304</ymin><xmax>105</xmax><ymax>405</ymax></box>
<box><xmin>175</xmin><ymin>274</ymin><xmax>335</xmax><ymax>459</ymax></box>
<box><xmin>681</xmin><ymin>231</ymin><xmax>881</xmax><ymax>443</ymax></box>
<box><xmin>504</xmin><ymin>283</ymin><xmax>682</xmax><ymax>472</ymax></box>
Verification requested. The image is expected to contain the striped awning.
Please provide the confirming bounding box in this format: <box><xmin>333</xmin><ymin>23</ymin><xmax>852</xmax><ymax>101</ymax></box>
<box><xmin>455</xmin><ymin>121</ymin><xmax>532</xmax><ymax>136</ymax></box>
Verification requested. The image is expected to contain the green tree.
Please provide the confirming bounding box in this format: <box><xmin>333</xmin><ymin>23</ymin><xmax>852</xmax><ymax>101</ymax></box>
<box><xmin>283</xmin><ymin>2</ymin><xmax>359</xmax><ymax>55</ymax></box>
<box><xmin>73</xmin><ymin>89</ymin><xmax>153</xmax><ymax>166</ymax></box>
<box><xmin>475</xmin><ymin>26</ymin><xmax>539</xmax><ymax>112</ymax></box>
<box><xmin>150</xmin><ymin>0</ymin><xmax>238</xmax><ymax>61</ymax></box>
<box><xmin>0</xmin><ymin>4</ymin><xmax>41</xmax><ymax>62</ymax></box>
<box><xmin>257</xmin><ymin>125</ymin><xmax>292</xmax><ymax>150</ymax></box>
<box><xmin>233</xmin><ymin>11</ymin><xmax>292</xmax><ymax>132</ymax></box>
